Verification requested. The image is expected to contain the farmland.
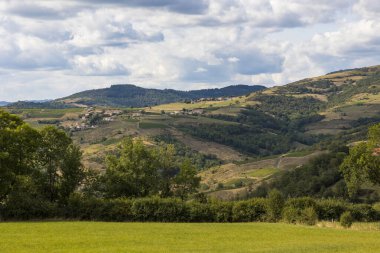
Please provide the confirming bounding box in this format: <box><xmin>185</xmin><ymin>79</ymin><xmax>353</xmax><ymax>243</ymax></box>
<box><xmin>0</xmin><ymin>222</ymin><xmax>379</xmax><ymax>253</ymax></box>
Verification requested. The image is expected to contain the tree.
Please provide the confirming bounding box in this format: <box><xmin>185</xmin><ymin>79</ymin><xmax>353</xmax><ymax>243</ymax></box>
<box><xmin>266</xmin><ymin>189</ymin><xmax>285</xmax><ymax>222</ymax></box>
<box><xmin>173</xmin><ymin>159</ymin><xmax>200</xmax><ymax>200</ymax></box>
<box><xmin>60</xmin><ymin>144</ymin><xmax>85</xmax><ymax>202</ymax></box>
<box><xmin>340</xmin><ymin>124</ymin><xmax>380</xmax><ymax>197</ymax></box>
<box><xmin>37</xmin><ymin>126</ymin><xmax>83</xmax><ymax>202</ymax></box>
<box><xmin>154</xmin><ymin>143</ymin><xmax>179</xmax><ymax>197</ymax></box>
<box><xmin>0</xmin><ymin>111</ymin><xmax>40</xmax><ymax>202</ymax></box>
<box><xmin>104</xmin><ymin>137</ymin><xmax>160</xmax><ymax>198</ymax></box>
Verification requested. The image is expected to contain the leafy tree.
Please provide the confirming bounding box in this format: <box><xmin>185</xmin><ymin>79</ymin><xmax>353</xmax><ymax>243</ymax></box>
<box><xmin>60</xmin><ymin>144</ymin><xmax>85</xmax><ymax>202</ymax></box>
<box><xmin>0</xmin><ymin>111</ymin><xmax>40</xmax><ymax>202</ymax></box>
<box><xmin>340</xmin><ymin>124</ymin><xmax>380</xmax><ymax>197</ymax></box>
<box><xmin>154</xmin><ymin>143</ymin><xmax>177</xmax><ymax>197</ymax></box>
<box><xmin>104</xmin><ymin>138</ymin><xmax>160</xmax><ymax>198</ymax></box>
<box><xmin>37</xmin><ymin>127</ymin><xmax>73</xmax><ymax>201</ymax></box>
<box><xmin>173</xmin><ymin>159</ymin><xmax>200</xmax><ymax>200</ymax></box>
<box><xmin>266</xmin><ymin>189</ymin><xmax>285</xmax><ymax>222</ymax></box>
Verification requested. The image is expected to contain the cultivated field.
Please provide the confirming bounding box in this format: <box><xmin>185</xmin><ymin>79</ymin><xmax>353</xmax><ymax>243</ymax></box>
<box><xmin>0</xmin><ymin>222</ymin><xmax>379</xmax><ymax>253</ymax></box>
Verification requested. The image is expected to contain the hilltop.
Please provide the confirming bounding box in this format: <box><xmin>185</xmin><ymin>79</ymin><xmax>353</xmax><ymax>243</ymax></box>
<box><xmin>57</xmin><ymin>84</ymin><xmax>266</xmax><ymax>108</ymax></box>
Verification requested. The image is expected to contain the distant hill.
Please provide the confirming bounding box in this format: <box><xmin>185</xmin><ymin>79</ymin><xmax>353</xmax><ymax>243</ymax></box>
<box><xmin>0</xmin><ymin>101</ymin><xmax>10</xmax><ymax>106</ymax></box>
<box><xmin>7</xmin><ymin>101</ymin><xmax>73</xmax><ymax>109</ymax></box>
<box><xmin>58</xmin><ymin>84</ymin><xmax>266</xmax><ymax>107</ymax></box>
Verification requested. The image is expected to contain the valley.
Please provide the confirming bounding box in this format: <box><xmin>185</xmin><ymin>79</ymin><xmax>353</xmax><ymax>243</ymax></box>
<box><xmin>4</xmin><ymin>65</ymin><xmax>380</xmax><ymax>200</ymax></box>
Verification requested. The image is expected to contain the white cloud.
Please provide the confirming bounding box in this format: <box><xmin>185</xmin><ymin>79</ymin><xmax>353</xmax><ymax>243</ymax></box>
<box><xmin>0</xmin><ymin>0</ymin><xmax>379</xmax><ymax>100</ymax></box>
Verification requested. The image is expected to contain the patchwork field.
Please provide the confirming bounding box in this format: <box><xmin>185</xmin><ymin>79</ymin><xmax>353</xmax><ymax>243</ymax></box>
<box><xmin>0</xmin><ymin>222</ymin><xmax>379</xmax><ymax>253</ymax></box>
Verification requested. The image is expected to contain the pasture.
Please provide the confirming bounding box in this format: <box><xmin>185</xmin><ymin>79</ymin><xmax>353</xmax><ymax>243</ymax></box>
<box><xmin>0</xmin><ymin>222</ymin><xmax>379</xmax><ymax>253</ymax></box>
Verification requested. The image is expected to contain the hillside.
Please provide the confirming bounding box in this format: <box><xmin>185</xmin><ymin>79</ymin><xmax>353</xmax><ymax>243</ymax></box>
<box><xmin>0</xmin><ymin>101</ymin><xmax>10</xmax><ymax>106</ymax></box>
<box><xmin>6</xmin><ymin>64</ymin><xmax>380</xmax><ymax>200</ymax></box>
<box><xmin>58</xmin><ymin>84</ymin><xmax>266</xmax><ymax>107</ymax></box>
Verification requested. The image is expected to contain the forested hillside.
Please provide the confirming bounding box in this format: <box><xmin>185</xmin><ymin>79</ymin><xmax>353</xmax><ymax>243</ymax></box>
<box><xmin>58</xmin><ymin>84</ymin><xmax>265</xmax><ymax>107</ymax></box>
<box><xmin>179</xmin><ymin>65</ymin><xmax>380</xmax><ymax>156</ymax></box>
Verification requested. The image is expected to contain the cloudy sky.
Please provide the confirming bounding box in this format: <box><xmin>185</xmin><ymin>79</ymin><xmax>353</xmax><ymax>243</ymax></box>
<box><xmin>0</xmin><ymin>0</ymin><xmax>379</xmax><ymax>101</ymax></box>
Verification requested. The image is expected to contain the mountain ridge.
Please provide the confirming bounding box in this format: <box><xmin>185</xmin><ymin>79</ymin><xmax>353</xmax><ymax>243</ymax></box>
<box><xmin>58</xmin><ymin>84</ymin><xmax>266</xmax><ymax>108</ymax></box>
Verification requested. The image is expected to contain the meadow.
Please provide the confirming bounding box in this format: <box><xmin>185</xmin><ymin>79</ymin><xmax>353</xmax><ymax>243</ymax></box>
<box><xmin>0</xmin><ymin>222</ymin><xmax>380</xmax><ymax>253</ymax></box>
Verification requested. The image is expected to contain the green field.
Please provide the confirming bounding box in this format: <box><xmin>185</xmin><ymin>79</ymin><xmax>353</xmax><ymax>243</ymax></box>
<box><xmin>0</xmin><ymin>222</ymin><xmax>380</xmax><ymax>253</ymax></box>
<box><xmin>248</xmin><ymin>168</ymin><xmax>279</xmax><ymax>177</ymax></box>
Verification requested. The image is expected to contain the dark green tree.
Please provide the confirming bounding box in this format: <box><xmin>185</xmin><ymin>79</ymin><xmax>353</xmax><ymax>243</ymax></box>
<box><xmin>0</xmin><ymin>111</ymin><xmax>40</xmax><ymax>202</ymax></box>
<box><xmin>104</xmin><ymin>137</ymin><xmax>160</xmax><ymax>198</ymax></box>
<box><xmin>173</xmin><ymin>159</ymin><xmax>200</xmax><ymax>200</ymax></box>
<box><xmin>37</xmin><ymin>126</ymin><xmax>84</xmax><ymax>202</ymax></box>
<box><xmin>340</xmin><ymin>123</ymin><xmax>380</xmax><ymax>197</ymax></box>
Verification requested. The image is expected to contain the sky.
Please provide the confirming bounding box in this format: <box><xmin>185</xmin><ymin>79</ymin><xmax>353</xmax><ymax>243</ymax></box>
<box><xmin>0</xmin><ymin>0</ymin><xmax>379</xmax><ymax>101</ymax></box>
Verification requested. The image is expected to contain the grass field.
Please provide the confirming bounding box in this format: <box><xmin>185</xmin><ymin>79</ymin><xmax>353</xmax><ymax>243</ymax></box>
<box><xmin>1</xmin><ymin>222</ymin><xmax>379</xmax><ymax>253</ymax></box>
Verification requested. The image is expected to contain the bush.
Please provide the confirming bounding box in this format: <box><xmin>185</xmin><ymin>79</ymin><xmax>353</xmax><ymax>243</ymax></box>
<box><xmin>282</xmin><ymin>206</ymin><xmax>299</xmax><ymax>224</ymax></box>
<box><xmin>232</xmin><ymin>198</ymin><xmax>267</xmax><ymax>222</ymax></box>
<box><xmin>340</xmin><ymin>211</ymin><xmax>353</xmax><ymax>228</ymax></box>
<box><xmin>188</xmin><ymin>202</ymin><xmax>213</xmax><ymax>222</ymax></box>
<box><xmin>3</xmin><ymin>195</ymin><xmax>58</xmax><ymax>220</ymax></box>
<box><xmin>348</xmin><ymin>204</ymin><xmax>378</xmax><ymax>222</ymax></box>
<box><xmin>2</xmin><ymin>194</ymin><xmax>380</xmax><ymax>223</ymax></box>
<box><xmin>211</xmin><ymin>202</ymin><xmax>233</xmax><ymax>222</ymax></box>
<box><xmin>300</xmin><ymin>207</ymin><xmax>318</xmax><ymax>226</ymax></box>
<box><xmin>266</xmin><ymin>189</ymin><xmax>285</xmax><ymax>222</ymax></box>
<box><xmin>316</xmin><ymin>199</ymin><xmax>346</xmax><ymax>221</ymax></box>
<box><xmin>285</xmin><ymin>197</ymin><xmax>316</xmax><ymax>210</ymax></box>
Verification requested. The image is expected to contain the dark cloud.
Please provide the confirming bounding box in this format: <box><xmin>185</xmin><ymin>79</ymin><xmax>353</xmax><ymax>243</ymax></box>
<box><xmin>73</xmin><ymin>0</ymin><xmax>209</xmax><ymax>14</ymax></box>
<box><xmin>217</xmin><ymin>50</ymin><xmax>284</xmax><ymax>75</ymax></box>
<box><xmin>4</xmin><ymin>2</ymin><xmax>82</xmax><ymax>20</ymax></box>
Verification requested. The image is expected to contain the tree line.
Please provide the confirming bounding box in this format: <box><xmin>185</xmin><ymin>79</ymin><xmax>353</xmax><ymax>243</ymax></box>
<box><xmin>0</xmin><ymin>110</ymin><xmax>200</xmax><ymax>220</ymax></box>
<box><xmin>1</xmin><ymin>109</ymin><xmax>380</xmax><ymax>224</ymax></box>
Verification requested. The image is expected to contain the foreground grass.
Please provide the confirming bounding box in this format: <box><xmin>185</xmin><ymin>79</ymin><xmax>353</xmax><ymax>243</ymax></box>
<box><xmin>0</xmin><ymin>222</ymin><xmax>380</xmax><ymax>253</ymax></box>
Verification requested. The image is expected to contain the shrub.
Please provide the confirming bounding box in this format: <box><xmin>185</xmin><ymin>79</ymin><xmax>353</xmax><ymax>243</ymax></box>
<box><xmin>188</xmin><ymin>202</ymin><xmax>213</xmax><ymax>222</ymax></box>
<box><xmin>3</xmin><ymin>196</ymin><xmax>58</xmax><ymax>220</ymax></box>
<box><xmin>340</xmin><ymin>211</ymin><xmax>353</xmax><ymax>228</ymax></box>
<box><xmin>316</xmin><ymin>199</ymin><xmax>346</xmax><ymax>221</ymax></box>
<box><xmin>285</xmin><ymin>197</ymin><xmax>316</xmax><ymax>210</ymax></box>
<box><xmin>282</xmin><ymin>206</ymin><xmax>299</xmax><ymax>224</ymax></box>
<box><xmin>211</xmin><ymin>202</ymin><xmax>233</xmax><ymax>222</ymax></box>
<box><xmin>348</xmin><ymin>204</ymin><xmax>378</xmax><ymax>222</ymax></box>
<box><xmin>232</xmin><ymin>198</ymin><xmax>267</xmax><ymax>222</ymax></box>
<box><xmin>105</xmin><ymin>199</ymin><xmax>133</xmax><ymax>221</ymax></box>
<box><xmin>266</xmin><ymin>189</ymin><xmax>285</xmax><ymax>222</ymax></box>
<box><xmin>300</xmin><ymin>207</ymin><xmax>318</xmax><ymax>226</ymax></box>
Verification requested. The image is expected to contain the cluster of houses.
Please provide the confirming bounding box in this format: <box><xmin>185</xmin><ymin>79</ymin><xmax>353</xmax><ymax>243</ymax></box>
<box><xmin>68</xmin><ymin>108</ymin><xmax>123</xmax><ymax>131</ymax></box>
<box><xmin>193</xmin><ymin>97</ymin><xmax>233</xmax><ymax>103</ymax></box>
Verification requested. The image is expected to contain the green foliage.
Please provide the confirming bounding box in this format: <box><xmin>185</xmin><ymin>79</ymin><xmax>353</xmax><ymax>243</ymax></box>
<box><xmin>266</xmin><ymin>189</ymin><xmax>285</xmax><ymax>222</ymax></box>
<box><xmin>282</xmin><ymin>206</ymin><xmax>300</xmax><ymax>224</ymax></box>
<box><xmin>173</xmin><ymin>159</ymin><xmax>200</xmax><ymax>200</ymax></box>
<box><xmin>102</xmin><ymin>137</ymin><xmax>200</xmax><ymax>199</ymax></box>
<box><xmin>232</xmin><ymin>198</ymin><xmax>267</xmax><ymax>222</ymax></box>
<box><xmin>282</xmin><ymin>198</ymin><xmax>318</xmax><ymax>225</ymax></box>
<box><xmin>154</xmin><ymin>134</ymin><xmax>221</xmax><ymax>170</ymax></box>
<box><xmin>340</xmin><ymin>123</ymin><xmax>380</xmax><ymax>197</ymax></box>
<box><xmin>253</xmin><ymin>152</ymin><xmax>349</xmax><ymax>199</ymax></box>
<box><xmin>66</xmin><ymin>84</ymin><xmax>265</xmax><ymax>107</ymax></box>
<box><xmin>300</xmin><ymin>207</ymin><xmax>318</xmax><ymax>226</ymax></box>
<box><xmin>103</xmin><ymin>138</ymin><xmax>161</xmax><ymax>198</ymax></box>
<box><xmin>0</xmin><ymin>110</ymin><xmax>84</xmax><ymax>206</ymax></box>
<box><xmin>340</xmin><ymin>211</ymin><xmax>353</xmax><ymax>228</ymax></box>
<box><xmin>252</xmin><ymin>94</ymin><xmax>325</xmax><ymax>121</ymax></box>
<box><xmin>180</xmin><ymin>105</ymin><xmax>324</xmax><ymax>156</ymax></box>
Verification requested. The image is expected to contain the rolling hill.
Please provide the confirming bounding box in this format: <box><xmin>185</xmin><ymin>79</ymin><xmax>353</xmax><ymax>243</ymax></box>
<box><xmin>0</xmin><ymin>101</ymin><xmax>10</xmax><ymax>106</ymax></box>
<box><xmin>5</xmin><ymin>64</ymin><xmax>380</xmax><ymax>200</ymax></box>
<box><xmin>58</xmin><ymin>84</ymin><xmax>266</xmax><ymax>107</ymax></box>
